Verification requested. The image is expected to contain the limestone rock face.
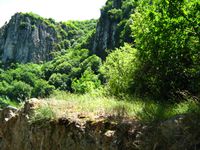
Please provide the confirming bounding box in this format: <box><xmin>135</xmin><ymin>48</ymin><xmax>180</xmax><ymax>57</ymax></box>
<box><xmin>92</xmin><ymin>0</ymin><xmax>122</xmax><ymax>59</ymax></box>
<box><xmin>92</xmin><ymin>0</ymin><xmax>135</xmax><ymax>59</ymax></box>
<box><xmin>0</xmin><ymin>13</ymin><xmax>58</xmax><ymax>63</ymax></box>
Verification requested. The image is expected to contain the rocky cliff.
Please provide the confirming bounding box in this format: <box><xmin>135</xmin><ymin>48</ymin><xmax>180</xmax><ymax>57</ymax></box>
<box><xmin>0</xmin><ymin>13</ymin><xmax>97</xmax><ymax>64</ymax></box>
<box><xmin>92</xmin><ymin>0</ymin><xmax>136</xmax><ymax>58</ymax></box>
<box><xmin>0</xmin><ymin>13</ymin><xmax>58</xmax><ymax>63</ymax></box>
<box><xmin>0</xmin><ymin>0</ymin><xmax>135</xmax><ymax>62</ymax></box>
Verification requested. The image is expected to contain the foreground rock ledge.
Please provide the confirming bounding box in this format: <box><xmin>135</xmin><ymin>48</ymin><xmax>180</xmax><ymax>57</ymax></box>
<box><xmin>0</xmin><ymin>99</ymin><xmax>200</xmax><ymax>150</ymax></box>
<box><xmin>0</xmin><ymin>99</ymin><xmax>142</xmax><ymax>150</ymax></box>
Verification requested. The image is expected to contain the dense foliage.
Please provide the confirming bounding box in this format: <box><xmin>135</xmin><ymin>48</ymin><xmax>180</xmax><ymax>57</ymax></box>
<box><xmin>42</xmin><ymin>48</ymin><xmax>102</xmax><ymax>93</ymax></box>
<box><xmin>101</xmin><ymin>44</ymin><xmax>137</xmax><ymax>96</ymax></box>
<box><xmin>131</xmin><ymin>0</ymin><xmax>200</xmax><ymax>100</ymax></box>
<box><xmin>54</xmin><ymin>19</ymin><xmax>97</xmax><ymax>50</ymax></box>
<box><xmin>100</xmin><ymin>0</ymin><xmax>200</xmax><ymax>101</ymax></box>
<box><xmin>0</xmin><ymin>63</ymin><xmax>54</xmax><ymax>101</ymax></box>
<box><xmin>0</xmin><ymin>49</ymin><xmax>102</xmax><ymax>101</ymax></box>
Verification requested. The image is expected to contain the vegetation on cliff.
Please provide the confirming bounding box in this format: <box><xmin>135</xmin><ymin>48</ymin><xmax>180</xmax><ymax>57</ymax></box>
<box><xmin>0</xmin><ymin>12</ymin><xmax>97</xmax><ymax>63</ymax></box>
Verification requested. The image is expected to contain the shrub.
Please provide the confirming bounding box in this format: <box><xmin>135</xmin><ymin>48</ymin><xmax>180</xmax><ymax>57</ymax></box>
<box><xmin>72</xmin><ymin>69</ymin><xmax>101</xmax><ymax>94</ymax></box>
<box><xmin>55</xmin><ymin>62</ymin><xmax>72</xmax><ymax>74</ymax></box>
<box><xmin>8</xmin><ymin>80</ymin><xmax>32</xmax><ymax>101</ymax></box>
<box><xmin>0</xmin><ymin>81</ymin><xmax>12</xmax><ymax>96</ymax></box>
<box><xmin>33</xmin><ymin>79</ymin><xmax>55</xmax><ymax>98</ymax></box>
<box><xmin>19</xmin><ymin>22</ymin><xmax>29</xmax><ymax>30</ymax></box>
<box><xmin>48</xmin><ymin>73</ymin><xmax>70</xmax><ymax>90</ymax></box>
<box><xmin>80</xmin><ymin>55</ymin><xmax>102</xmax><ymax>74</ymax></box>
<box><xmin>100</xmin><ymin>44</ymin><xmax>137</xmax><ymax>96</ymax></box>
<box><xmin>108</xmin><ymin>8</ymin><xmax>122</xmax><ymax>21</ymax></box>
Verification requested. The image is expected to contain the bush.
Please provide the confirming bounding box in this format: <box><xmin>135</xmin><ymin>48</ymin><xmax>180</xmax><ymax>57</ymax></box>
<box><xmin>19</xmin><ymin>22</ymin><xmax>29</xmax><ymax>30</ymax></box>
<box><xmin>48</xmin><ymin>73</ymin><xmax>69</xmax><ymax>90</ymax></box>
<box><xmin>100</xmin><ymin>44</ymin><xmax>137</xmax><ymax>96</ymax></box>
<box><xmin>55</xmin><ymin>62</ymin><xmax>72</xmax><ymax>74</ymax></box>
<box><xmin>33</xmin><ymin>79</ymin><xmax>55</xmax><ymax>98</ymax></box>
<box><xmin>108</xmin><ymin>8</ymin><xmax>122</xmax><ymax>21</ymax></box>
<box><xmin>72</xmin><ymin>69</ymin><xmax>101</xmax><ymax>94</ymax></box>
<box><xmin>0</xmin><ymin>81</ymin><xmax>12</xmax><ymax>96</ymax></box>
<box><xmin>80</xmin><ymin>55</ymin><xmax>102</xmax><ymax>73</ymax></box>
<box><xmin>8</xmin><ymin>80</ymin><xmax>32</xmax><ymax>101</ymax></box>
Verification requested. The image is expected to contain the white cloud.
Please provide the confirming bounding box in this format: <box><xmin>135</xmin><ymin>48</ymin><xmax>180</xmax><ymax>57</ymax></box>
<box><xmin>0</xmin><ymin>0</ymin><xmax>106</xmax><ymax>27</ymax></box>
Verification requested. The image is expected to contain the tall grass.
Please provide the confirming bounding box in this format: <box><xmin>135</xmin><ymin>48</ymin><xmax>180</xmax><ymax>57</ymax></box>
<box><xmin>49</xmin><ymin>91</ymin><xmax>144</xmax><ymax>118</ymax></box>
<box><xmin>40</xmin><ymin>91</ymin><xmax>200</xmax><ymax>122</ymax></box>
<box><xmin>29</xmin><ymin>104</ymin><xmax>56</xmax><ymax>124</ymax></box>
<box><xmin>3</xmin><ymin>90</ymin><xmax>197</xmax><ymax>123</ymax></box>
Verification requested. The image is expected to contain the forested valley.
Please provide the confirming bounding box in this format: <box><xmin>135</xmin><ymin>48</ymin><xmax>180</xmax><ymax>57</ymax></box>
<box><xmin>0</xmin><ymin>0</ymin><xmax>199</xmax><ymax>149</ymax></box>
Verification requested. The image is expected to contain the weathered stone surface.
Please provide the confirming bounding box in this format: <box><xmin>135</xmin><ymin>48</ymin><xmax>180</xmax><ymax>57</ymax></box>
<box><xmin>92</xmin><ymin>0</ymin><xmax>122</xmax><ymax>58</ymax></box>
<box><xmin>160</xmin><ymin>115</ymin><xmax>185</xmax><ymax>139</ymax></box>
<box><xmin>0</xmin><ymin>100</ymin><xmax>200</xmax><ymax>149</ymax></box>
<box><xmin>92</xmin><ymin>0</ymin><xmax>135</xmax><ymax>59</ymax></box>
<box><xmin>0</xmin><ymin>13</ymin><xmax>58</xmax><ymax>63</ymax></box>
<box><xmin>139</xmin><ymin>114</ymin><xmax>200</xmax><ymax>150</ymax></box>
<box><xmin>0</xmin><ymin>100</ymin><xmax>141</xmax><ymax>150</ymax></box>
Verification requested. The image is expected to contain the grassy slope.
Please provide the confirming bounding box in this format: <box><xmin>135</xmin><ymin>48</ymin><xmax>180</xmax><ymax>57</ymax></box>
<box><xmin>29</xmin><ymin>91</ymin><xmax>200</xmax><ymax>123</ymax></box>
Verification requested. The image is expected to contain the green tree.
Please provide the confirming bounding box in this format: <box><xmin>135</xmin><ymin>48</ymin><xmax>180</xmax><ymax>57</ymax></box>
<box><xmin>131</xmin><ymin>0</ymin><xmax>200</xmax><ymax>100</ymax></box>
<box><xmin>8</xmin><ymin>81</ymin><xmax>32</xmax><ymax>101</ymax></box>
<box><xmin>101</xmin><ymin>44</ymin><xmax>137</xmax><ymax>96</ymax></box>
<box><xmin>33</xmin><ymin>79</ymin><xmax>55</xmax><ymax>98</ymax></box>
<box><xmin>72</xmin><ymin>69</ymin><xmax>101</xmax><ymax>94</ymax></box>
<box><xmin>0</xmin><ymin>81</ymin><xmax>12</xmax><ymax>96</ymax></box>
<box><xmin>55</xmin><ymin>62</ymin><xmax>72</xmax><ymax>74</ymax></box>
<box><xmin>48</xmin><ymin>73</ymin><xmax>69</xmax><ymax>90</ymax></box>
<box><xmin>80</xmin><ymin>55</ymin><xmax>102</xmax><ymax>74</ymax></box>
<box><xmin>42</xmin><ymin>48</ymin><xmax>102</xmax><ymax>92</ymax></box>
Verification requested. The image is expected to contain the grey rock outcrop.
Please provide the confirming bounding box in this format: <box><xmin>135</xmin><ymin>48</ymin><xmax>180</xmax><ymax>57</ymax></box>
<box><xmin>0</xmin><ymin>100</ymin><xmax>142</xmax><ymax>150</ymax></box>
<box><xmin>0</xmin><ymin>13</ymin><xmax>58</xmax><ymax>63</ymax></box>
<box><xmin>92</xmin><ymin>0</ymin><xmax>122</xmax><ymax>58</ymax></box>
<box><xmin>92</xmin><ymin>0</ymin><xmax>134</xmax><ymax>59</ymax></box>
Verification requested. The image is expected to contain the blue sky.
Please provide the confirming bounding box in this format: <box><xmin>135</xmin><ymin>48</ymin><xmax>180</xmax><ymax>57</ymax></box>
<box><xmin>0</xmin><ymin>0</ymin><xmax>107</xmax><ymax>27</ymax></box>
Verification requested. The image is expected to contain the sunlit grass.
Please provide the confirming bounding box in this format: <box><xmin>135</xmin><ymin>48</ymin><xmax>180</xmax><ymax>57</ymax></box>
<box><xmin>48</xmin><ymin>91</ymin><xmax>145</xmax><ymax>118</ymax></box>
<box><xmin>136</xmin><ymin>99</ymin><xmax>200</xmax><ymax>122</ymax></box>
<box><xmin>4</xmin><ymin>90</ymin><xmax>199</xmax><ymax>123</ymax></box>
<box><xmin>29</xmin><ymin>104</ymin><xmax>56</xmax><ymax>124</ymax></box>
<box><xmin>33</xmin><ymin>91</ymin><xmax>200</xmax><ymax>123</ymax></box>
